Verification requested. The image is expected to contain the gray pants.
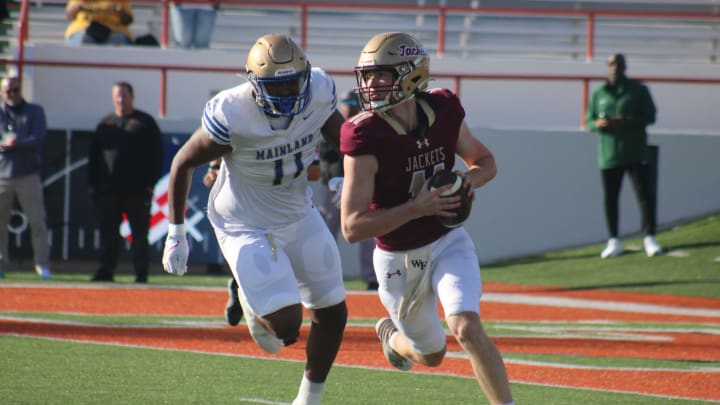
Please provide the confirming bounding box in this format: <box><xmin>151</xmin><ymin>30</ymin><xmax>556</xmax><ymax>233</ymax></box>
<box><xmin>0</xmin><ymin>174</ymin><xmax>50</xmax><ymax>270</ymax></box>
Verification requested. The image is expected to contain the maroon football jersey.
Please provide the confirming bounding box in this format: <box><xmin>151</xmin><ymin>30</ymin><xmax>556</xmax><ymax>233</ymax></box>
<box><xmin>340</xmin><ymin>88</ymin><xmax>465</xmax><ymax>251</ymax></box>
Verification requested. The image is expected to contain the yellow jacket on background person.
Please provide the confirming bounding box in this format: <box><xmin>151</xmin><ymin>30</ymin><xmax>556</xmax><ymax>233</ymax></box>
<box><xmin>65</xmin><ymin>0</ymin><xmax>133</xmax><ymax>43</ymax></box>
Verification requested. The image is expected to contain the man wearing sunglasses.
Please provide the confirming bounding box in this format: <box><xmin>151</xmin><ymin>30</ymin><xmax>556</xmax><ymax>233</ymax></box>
<box><xmin>0</xmin><ymin>77</ymin><xmax>52</xmax><ymax>280</ymax></box>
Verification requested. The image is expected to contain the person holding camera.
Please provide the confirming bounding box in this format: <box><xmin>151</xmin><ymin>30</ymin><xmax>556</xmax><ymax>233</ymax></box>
<box><xmin>65</xmin><ymin>0</ymin><xmax>134</xmax><ymax>46</ymax></box>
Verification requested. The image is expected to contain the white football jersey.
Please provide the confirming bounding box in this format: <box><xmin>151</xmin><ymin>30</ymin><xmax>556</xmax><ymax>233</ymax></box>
<box><xmin>204</xmin><ymin>67</ymin><xmax>337</xmax><ymax>230</ymax></box>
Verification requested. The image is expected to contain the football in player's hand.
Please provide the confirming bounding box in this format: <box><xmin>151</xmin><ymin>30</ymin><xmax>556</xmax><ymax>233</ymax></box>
<box><xmin>428</xmin><ymin>170</ymin><xmax>471</xmax><ymax>228</ymax></box>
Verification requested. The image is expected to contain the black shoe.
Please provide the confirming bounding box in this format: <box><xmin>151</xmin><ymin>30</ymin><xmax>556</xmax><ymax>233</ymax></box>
<box><xmin>225</xmin><ymin>278</ymin><xmax>243</xmax><ymax>326</ymax></box>
<box><xmin>366</xmin><ymin>281</ymin><xmax>379</xmax><ymax>291</ymax></box>
<box><xmin>206</xmin><ymin>263</ymin><xmax>224</xmax><ymax>275</ymax></box>
<box><xmin>91</xmin><ymin>271</ymin><xmax>114</xmax><ymax>282</ymax></box>
<box><xmin>135</xmin><ymin>274</ymin><xmax>148</xmax><ymax>284</ymax></box>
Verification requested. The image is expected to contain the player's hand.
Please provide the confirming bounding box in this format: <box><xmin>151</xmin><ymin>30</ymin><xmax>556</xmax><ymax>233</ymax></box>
<box><xmin>457</xmin><ymin>171</ymin><xmax>475</xmax><ymax>202</ymax></box>
<box><xmin>162</xmin><ymin>224</ymin><xmax>188</xmax><ymax>276</ymax></box>
<box><xmin>412</xmin><ymin>178</ymin><xmax>460</xmax><ymax>218</ymax></box>
<box><xmin>203</xmin><ymin>169</ymin><xmax>218</xmax><ymax>188</ymax></box>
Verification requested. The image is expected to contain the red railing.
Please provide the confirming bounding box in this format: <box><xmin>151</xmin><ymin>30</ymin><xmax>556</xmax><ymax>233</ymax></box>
<box><xmin>8</xmin><ymin>0</ymin><xmax>720</xmax><ymax>126</ymax></box>
<box><xmin>179</xmin><ymin>1</ymin><xmax>719</xmax><ymax>60</ymax></box>
<box><xmin>14</xmin><ymin>1</ymin><xmax>720</xmax><ymax>56</ymax></box>
<box><xmin>7</xmin><ymin>58</ymin><xmax>720</xmax><ymax>128</ymax></box>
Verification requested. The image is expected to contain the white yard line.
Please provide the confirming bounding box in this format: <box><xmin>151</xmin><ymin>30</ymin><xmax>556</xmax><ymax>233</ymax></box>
<box><xmin>3</xmin><ymin>284</ymin><xmax>719</xmax><ymax>317</ymax></box>
<box><xmin>483</xmin><ymin>292</ymin><xmax>720</xmax><ymax>318</ymax></box>
<box><xmin>444</xmin><ymin>351</ymin><xmax>720</xmax><ymax>372</ymax></box>
<box><xmin>235</xmin><ymin>399</ymin><xmax>289</xmax><ymax>405</ymax></box>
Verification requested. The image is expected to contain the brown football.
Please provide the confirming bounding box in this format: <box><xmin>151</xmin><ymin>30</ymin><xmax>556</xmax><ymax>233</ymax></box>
<box><xmin>428</xmin><ymin>170</ymin><xmax>471</xmax><ymax>228</ymax></box>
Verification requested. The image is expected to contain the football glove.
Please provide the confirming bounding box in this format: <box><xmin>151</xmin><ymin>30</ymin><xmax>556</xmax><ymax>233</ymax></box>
<box><xmin>162</xmin><ymin>224</ymin><xmax>189</xmax><ymax>276</ymax></box>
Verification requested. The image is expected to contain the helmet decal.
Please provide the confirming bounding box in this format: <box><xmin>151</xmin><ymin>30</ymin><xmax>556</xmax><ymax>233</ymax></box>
<box><xmin>353</xmin><ymin>32</ymin><xmax>430</xmax><ymax>112</ymax></box>
<box><xmin>397</xmin><ymin>45</ymin><xmax>427</xmax><ymax>57</ymax></box>
<box><xmin>275</xmin><ymin>67</ymin><xmax>297</xmax><ymax>76</ymax></box>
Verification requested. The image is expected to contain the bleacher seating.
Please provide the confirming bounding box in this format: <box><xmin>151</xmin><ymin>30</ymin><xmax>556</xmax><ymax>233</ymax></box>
<box><xmin>3</xmin><ymin>1</ymin><xmax>163</xmax><ymax>48</ymax></box>
<box><xmin>3</xmin><ymin>1</ymin><xmax>719</xmax><ymax>63</ymax></box>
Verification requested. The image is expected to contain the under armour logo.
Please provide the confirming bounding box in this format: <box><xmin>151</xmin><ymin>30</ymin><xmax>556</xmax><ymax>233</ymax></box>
<box><xmin>386</xmin><ymin>269</ymin><xmax>402</xmax><ymax>279</ymax></box>
<box><xmin>416</xmin><ymin>139</ymin><xmax>429</xmax><ymax>149</ymax></box>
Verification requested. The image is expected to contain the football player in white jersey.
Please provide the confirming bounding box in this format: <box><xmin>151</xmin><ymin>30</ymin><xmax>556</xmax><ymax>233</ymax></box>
<box><xmin>162</xmin><ymin>34</ymin><xmax>347</xmax><ymax>405</ymax></box>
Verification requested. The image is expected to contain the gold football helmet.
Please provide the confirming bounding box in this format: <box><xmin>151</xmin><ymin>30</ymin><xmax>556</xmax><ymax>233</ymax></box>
<box><xmin>246</xmin><ymin>34</ymin><xmax>311</xmax><ymax>117</ymax></box>
<box><xmin>354</xmin><ymin>32</ymin><xmax>430</xmax><ymax>112</ymax></box>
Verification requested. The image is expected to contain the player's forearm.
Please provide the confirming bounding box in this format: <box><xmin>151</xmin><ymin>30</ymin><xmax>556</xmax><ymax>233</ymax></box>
<box><xmin>465</xmin><ymin>155</ymin><xmax>496</xmax><ymax>189</ymax></box>
<box><xmin>167</xmin><ymin>164</ymin><xmax>193</xmax><ymax>224</ymax></box>
<box><xmin>342</xmin><ymin>202</ymin><xmax>423</xmax><ymax>243</ymax></box>
<box><xmin>321</xmin><ymin>110</ymin><xmax>344</xmax><ymax>151</ymax></box>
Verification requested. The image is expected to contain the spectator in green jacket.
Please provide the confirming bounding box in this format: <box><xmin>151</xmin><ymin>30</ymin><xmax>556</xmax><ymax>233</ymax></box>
<box><xmin>586</xmin><ymin>53</ymin><xmax>663</xmax><ymax>259</ymax></box>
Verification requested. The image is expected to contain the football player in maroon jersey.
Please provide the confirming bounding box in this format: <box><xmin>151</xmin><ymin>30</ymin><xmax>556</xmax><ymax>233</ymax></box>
<box><xmin>339</xmin><ymin>32</ymin><xmax>514</xmax><ymax>405</ymax></box>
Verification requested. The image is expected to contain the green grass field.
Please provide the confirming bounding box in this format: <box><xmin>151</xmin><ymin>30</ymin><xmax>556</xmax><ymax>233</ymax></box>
<box><xmin>3</xmin><ymin>335</ymin><xmax>705</xmax><ymax>405</ymax></box>
<box><xmin>1</xmin><ymin>213</ymin><xmax>718</xmax><ymax>404</ymax></box>
<box><xmin>483</xmin><ymin>213</ymin><xmax>720</xmax><ymax>299</ymax></box>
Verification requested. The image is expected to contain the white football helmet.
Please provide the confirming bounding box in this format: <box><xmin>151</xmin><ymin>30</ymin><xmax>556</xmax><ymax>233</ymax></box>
<box><xmin>354</xmin><ymin>32</ymin><xmax>430</xmax><ymax>112</ymax></box>
<box><xmin>246</xmin><ymin>34</ymin><xmax>311</xmax><ymax>117</ymax></box>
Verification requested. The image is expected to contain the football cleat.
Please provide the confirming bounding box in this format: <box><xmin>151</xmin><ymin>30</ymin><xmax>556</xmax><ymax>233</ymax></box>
<box><xmin>225</xmin><ymin>278</ymin><xmax>243</xmax><ymax>326</ymax></box>
<box><xmin>375</xmin><ymin>318</ymin><xmax>413</xmax><ymax>371</ymax></box>
<box><xmin>237</xmin><ymin>289</ymin><xmax>282</xmax><ymax>354</ymax></box>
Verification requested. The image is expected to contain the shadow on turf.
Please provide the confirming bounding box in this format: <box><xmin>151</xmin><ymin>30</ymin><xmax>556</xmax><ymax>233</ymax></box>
<box><xmin>483</xmin><ymin>252</ymin><xmax>599</xmax><ymax>269</ymax></box>
<box><xmin>543</xmin><ymin>279</ymin><xmax>720</xmax><ymax>292</ymax></box>
<box><xmin>484</xmin><ymin>239</ymin><xmax>720</xmax><ymax>271</ymax></box>
<box><xmin>664</xmin><ymin>241</ymin><xmax>720</xmax><ymax>251</ymax></box>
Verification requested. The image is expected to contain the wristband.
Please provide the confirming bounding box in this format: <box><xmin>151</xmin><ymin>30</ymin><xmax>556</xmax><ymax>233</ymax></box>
<box><xmin>167</xmin><ymin>223</ymin><xmax>186</xmax><ymax>236</ymax></box>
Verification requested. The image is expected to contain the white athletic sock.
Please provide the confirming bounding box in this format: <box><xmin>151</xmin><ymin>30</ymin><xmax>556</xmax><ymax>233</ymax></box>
<box><xmin>292</xmin><ymin>374</ymin><xmax>324</xmax><ymax>405</ymax></box>
<box><xmin>388</xmin><ymin>331</ymin><xmax>400</xmax><ymax>353</ymax></box>
<box><xmin>500</xmin><ymin>401</ymin><xmax>515</xmax><ymax>405</ymax></box>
